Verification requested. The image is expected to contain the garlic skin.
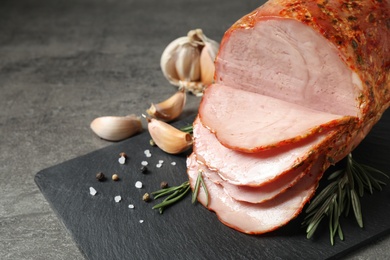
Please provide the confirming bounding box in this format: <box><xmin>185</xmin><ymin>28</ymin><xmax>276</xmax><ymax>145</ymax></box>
<box><xmin>147</xmin><ymin>118</ymin><xmax>192</xmax><ymax>154</ymax></box>
<box><xmin>90</xmin><ymin>114</ymin><xmax>143</xmax><ymax>141</ymax></box>
<box><xmin>160</xmin><ymin>29</ymin><xmax>219</xmax><ymax>95</ymax></box>
<box><xmin>146</xmin><ymin>88</ymin><xmax>186</xmax><ymax>122</ymax></box>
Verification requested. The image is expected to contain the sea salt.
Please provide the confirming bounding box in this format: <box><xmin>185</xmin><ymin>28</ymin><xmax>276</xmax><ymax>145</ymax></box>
<box><xmin>144</xmin><ymin>149</ymin><xmax>152</xmax><ymax>157</ymax></box>
<box><xmin>128</xmin><ymin>204</ymin><xmax>135</xmax><ymax>209</ymax></box>
<box><xmin>118</xmin><ymin>156</ymin><xmax>126</xmax><ymax>164</ymax></box>
<box><xmin>158</xmin><ymin>160</ymin><xmax>164</xmax><ymax>164</ymax></box>
<box><xmin>135</xmin><ymin>181</ymin><xmax>143</xmax><ymax>189</ymax></box>
<box><xmin>114</xmin><ymin>195</ymin><xmax>122</xmax><ymax>203</ymax></box>
<box><xmin>156</xmin><ymin>163</ymin><xmax>162</xmax><ymax>168</ymax></box>
<box><xmin>141</xmin><ymin>161</ymin><xmax>148</xmax><ymax>166</ymax></box>
<box><xmin>171</xmin><ymin>162</ymin><xmax>176</xmax><ymax>166</ymax></box>
<box><xmin>89</xmin><ymin>187</ymin><xmax>97</xmax><ymax>196</ymax></box>
<box><xmin>139</xmin><ymin>220</ymin><xmax>144</xmax><ymax>223</ymax></box>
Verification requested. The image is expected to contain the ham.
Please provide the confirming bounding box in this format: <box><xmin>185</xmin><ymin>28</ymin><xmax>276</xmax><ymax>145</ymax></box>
<box><xmin>187</xmin><ymin>0</ymin><xmax>390</xmax><ymax>234</ymax></box>
<box><xmin>199</xmin><ymin>84</ymin><xmax>355</xmax><ymax>152</ymax></box>
<box><xmin>193</xmin><ymin>116</ymin><xmax>334</xmax><ymax>186</ymax></box>
<box><xmin>187</xmin><ymin>153</ymin><xmax>325</xmax><ymax>234</ymax></box>
<box><xmin>189</xmin><ymin>153</ymin><xmax>313</xmax><ymax>204</ymax></box>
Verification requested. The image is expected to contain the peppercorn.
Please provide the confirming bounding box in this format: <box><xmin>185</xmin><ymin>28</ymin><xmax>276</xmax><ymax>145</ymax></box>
<box><xmin>142</xmin><ymin>193</ymin><xmax>151</xmax><ymax>202</ymax></box>
<box><xmin>140</xmin><ymin>165</ymin><xmax>148</xmax><ymax>174</ymax></box>
<box><xmin>96</xmin><ymin>172</ymin><xmax>105</xmax><ymax>181</ymax></box>
<box><xmin>160</xmin><ymin>181</ymin><xmax>168</xmax><ymax>189</ymax></box>
<box><xmin>112</xmin><ymin>174</ymin><xmax>119</xmax><ymax>181</ymax></box>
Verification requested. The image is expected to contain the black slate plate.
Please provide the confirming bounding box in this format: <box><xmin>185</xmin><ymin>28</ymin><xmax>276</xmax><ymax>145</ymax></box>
<box><xmin>35</xmin><ymin>112</ymin><xmax>390</xmax><ymax>260</ymax></box>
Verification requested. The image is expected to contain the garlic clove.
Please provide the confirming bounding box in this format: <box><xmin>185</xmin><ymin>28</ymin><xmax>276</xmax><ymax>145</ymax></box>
<box><xmin>175</xmin><ymin>42</ymin><xmax>201</xmax><ymax>82</ymax></box>
<box><xmin>147</xmin><ymin>118</ymin><xmax>192</xmax><ymax>154</ymax></box>
<box><xmin>90</xmin><ymin>114</ymin><xmax>143</xmax><ymax>141</ymax></box>
<box><xmin>160</xmin><ymin>36</ymin><xmax>187</xmax><ymax>86</ymax></box>
<box><xmin>200</xmin><ymin>45</ymin><xmax>216</xmax><ymax>86</ymax></box>
<box><xmin>146</xmin><ymin>88</ymin><xmax>186</xmax><ymax>122</ymax></box>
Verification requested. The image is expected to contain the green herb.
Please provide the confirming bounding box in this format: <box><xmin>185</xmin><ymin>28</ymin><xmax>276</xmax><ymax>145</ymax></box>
<box><xmin>303</xmin><ymin>153</ymin><xmax>388</xmax><ymax>245</ymax></box>
<box><xmin>151</xmin><ymin>170</ymin><xmax>208</xmax><ymax>213</ymax></box>
<box><xmin>180</xmin><ymin>124</ymin><xmax>193</xmax><ymax>134</ymax></box>
<box><xmin>151</xmin><ymin>181</ymin><xmax>190</xmax><ymax>214</ymax></box>
<box><xmin>192</xmin><ymin>170</ymin><xmax>209</xmax><ymax>207</ymax></box>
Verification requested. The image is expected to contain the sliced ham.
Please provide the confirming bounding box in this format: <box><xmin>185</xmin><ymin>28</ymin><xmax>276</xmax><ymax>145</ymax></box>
<box><xmin>193</xmin><ymin>116</ymin><xmax>333</xmax><ymax>186</ymax></box>
<box><xmin>198</xmin><ymin>84</ymin><xmax>353</xmax><ymax>153</ymax></box>
<box><xmin>187</xmin><ymin>153</ymin><xmax>325</xmax><ymax>234</ymax></box>
<box><xmin>188</xmin><ymin>0</ymin><xmax>390</xmax><ymax>235</ymax></box>
<box><xmin>188</xmin><ymin>153</ymin><xmax>314</xmax><ymax>204</ymax></box>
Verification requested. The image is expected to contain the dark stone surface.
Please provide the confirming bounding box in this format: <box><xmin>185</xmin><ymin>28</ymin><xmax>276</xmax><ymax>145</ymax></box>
<box><xmin>1</xmin><ymin>0</ymin><xmax>389</xmax><ymax>259</ymax></box>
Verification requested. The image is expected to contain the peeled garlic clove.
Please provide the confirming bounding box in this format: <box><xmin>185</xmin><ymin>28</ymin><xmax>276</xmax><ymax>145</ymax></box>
<box><xmin>146</xmin><ymin>88</ymin><xmax>186</xmax><ymax>122</ymax></box>
<box><xmin>90</xmin><ymin>114</ymin><xmax>143</xmax><ymax>141</ymax></box>
<box><xmin>147</xmin><ymin>118</ymin><xmax>192</xmax><ymax>154</ymax></box>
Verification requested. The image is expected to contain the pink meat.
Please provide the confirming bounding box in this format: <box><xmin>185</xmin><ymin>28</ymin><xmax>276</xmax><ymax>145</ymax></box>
<box><xmin>189</xmin><ymin>0</ymin><xmax>390</xmax><ymax>235</ymax></box>
<box><xmin>187</xmin><ymin>153</ymin><xmax>325</xmax><ymax>234</ymax></box>
<box><xmin>188</xmin><ymin>153</ymin><xmax>314</xmax><ymax>204</ymax></box>
<box><xmin>193</xmin><ymin>116</ymin><xmax>333</xmax><ymax>186</ymax></box>
<box><xmin>198</xmin><ymin>84</ymin><xmax>353</xmax><ymax>152</ymax></box>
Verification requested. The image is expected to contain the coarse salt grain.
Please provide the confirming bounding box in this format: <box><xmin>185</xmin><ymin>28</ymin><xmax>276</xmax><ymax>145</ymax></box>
<box><xmin>135</xmin><ymin>181</ymin><xmax>143</xmax><ymax>189</ymax></box>
<box><xmin>156</xmin><ymin>163</ymin><xmax>162</xmax><ymax>168</ymax></box>
<box><xmin>144</xmin><ymin>150</ymin><xmax>152</xmax><ymax>157</ymax></box>
<box><xmin>118</xmin><ymin>156</ymin><xmax>126</xmax><ymax>164</ymax></box>
<box><xmin>171</xmin><ymin>162</ymin><xmax>176</xmax><ymax>166</ymax></box>
<box><xmin>89</xmin><ymin>187</ymin><xmax>97</xmax><ymax>196</ymax></box>
<box><xmin>139</xmin><ymin>220</ymin><xmax>144</xmax><ymax>223</ymax></box>
<box><xmin>114</xmin><ymin>195</ymin><xmax>122</xmax><ymax>203</ymax></box>
<box><xmin>158</xmin><ymin>160</ymin><xmax>164</xmax><ymax>164</ymax></box>
<box><xmin>141</xmin><ymin>161</ymin><xmax>148</xmax><ymax>166</ymax></box>
<box><xmin>128</xmin><ymin>204</ymin><xmax>135</xmax><ymax>209</ymax></box>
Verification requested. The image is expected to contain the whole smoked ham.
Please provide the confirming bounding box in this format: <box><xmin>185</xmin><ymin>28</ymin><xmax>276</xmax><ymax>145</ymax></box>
<box><xmin>188</xmin><ymin>0</ymin><xmax>390</xmax><ymax>234</ymax></box>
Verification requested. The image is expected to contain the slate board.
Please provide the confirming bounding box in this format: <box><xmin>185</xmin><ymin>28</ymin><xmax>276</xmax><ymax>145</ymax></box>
<box><xmin>35</xmin><ymin>112</ymin><xmax>390</xmax><ymax>260</ymax></box>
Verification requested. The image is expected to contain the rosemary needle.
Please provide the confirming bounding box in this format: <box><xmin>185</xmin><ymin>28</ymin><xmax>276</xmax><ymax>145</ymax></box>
<box><xmin>151</xmin><ymin>170</ymin><xmax>209</xmax><ymax>214</ymax></box>
<box><xmin>303</xmin><ymin>153</ymin><xmax>388</xmax><ymax>245</ymax></box>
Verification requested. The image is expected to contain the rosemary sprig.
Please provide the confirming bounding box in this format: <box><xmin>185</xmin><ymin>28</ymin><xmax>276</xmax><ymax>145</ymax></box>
<box><xmin>180</xmin><ymin>124</ymin><xmax>193</xmax><ymax>134</ymax></box>
<box><xmin>151</xmin><ymin>181</ymin><xmax>190</xmax><ymax>214</ymax></box>
<box><xmin>192</xmin><ymin>170</ymin><xmax>209</xmax><ymax>207</ymax></box>
<box><xmin>151</xmin><ymin>170</ymin><xmax>208</xmax><ymax>213</ymax></box>
<box><xmin>303</xmin><ymin>153</ymin><xmax>389</xmax><ymax>245</ymax></box>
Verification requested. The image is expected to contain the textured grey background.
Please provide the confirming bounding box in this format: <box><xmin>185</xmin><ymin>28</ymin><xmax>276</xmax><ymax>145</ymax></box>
<box><xmin>0</xmin><ymin>0</ymin><xmax>389</xmax><ymax>259</ymax></box>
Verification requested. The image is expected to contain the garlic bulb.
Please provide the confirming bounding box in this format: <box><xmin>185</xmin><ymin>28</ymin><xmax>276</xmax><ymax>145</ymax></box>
<box><xmin>146</xmin><ymin>87</ymin><xmax>186</xmax><ymax>122</ymax></box>
<box><xmin>160</xmin><ymin>29</ymin><xmax>219</xmax><ymax>95</ymax></box>
<box><xmin>146</xmin><ymin>117</ymin><xmax>192</xmax><ymax>154</ymax></box>
<box><xmin>90</xmin><ymin>114</ymin><xmax>143</xmax><ymax>141</ymax></box>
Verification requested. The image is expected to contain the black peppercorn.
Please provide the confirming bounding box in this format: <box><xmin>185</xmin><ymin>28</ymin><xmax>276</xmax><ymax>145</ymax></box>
<box><xmin>96</xmin><ymin>172</ymin><xmax>105</xmax><ymax>181</ymax></box>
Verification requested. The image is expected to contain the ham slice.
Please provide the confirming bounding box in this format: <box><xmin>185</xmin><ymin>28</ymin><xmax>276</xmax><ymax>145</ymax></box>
<box><xmin>188</xmin><ymin>0</ymin><xmax>390</xmax><ymax>235</ymax></box>
<box><xmin>197</xmin><ymin>85</ymin><xmax>352</xmax><ymax>153</ymax></box>
<box><xmin>193</xmin><ymin>116</ymin><xmax>333</xmax><ymax>186</ymax></box>
<box><xmin>187</xmin><ymin>153</ymin><xmax>325</xmax><ymax>234</ymax></box>
<box><xmin>189</xmin><ymin>153</ymin><xmax>313</xmax><ymax>204</ymax></box>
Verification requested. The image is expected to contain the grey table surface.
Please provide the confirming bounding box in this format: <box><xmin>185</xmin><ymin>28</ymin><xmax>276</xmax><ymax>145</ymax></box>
<box><xmin>0</xmin><ymin>0</ymin><xmax>389</xmax><ymax>259</ymax></box>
